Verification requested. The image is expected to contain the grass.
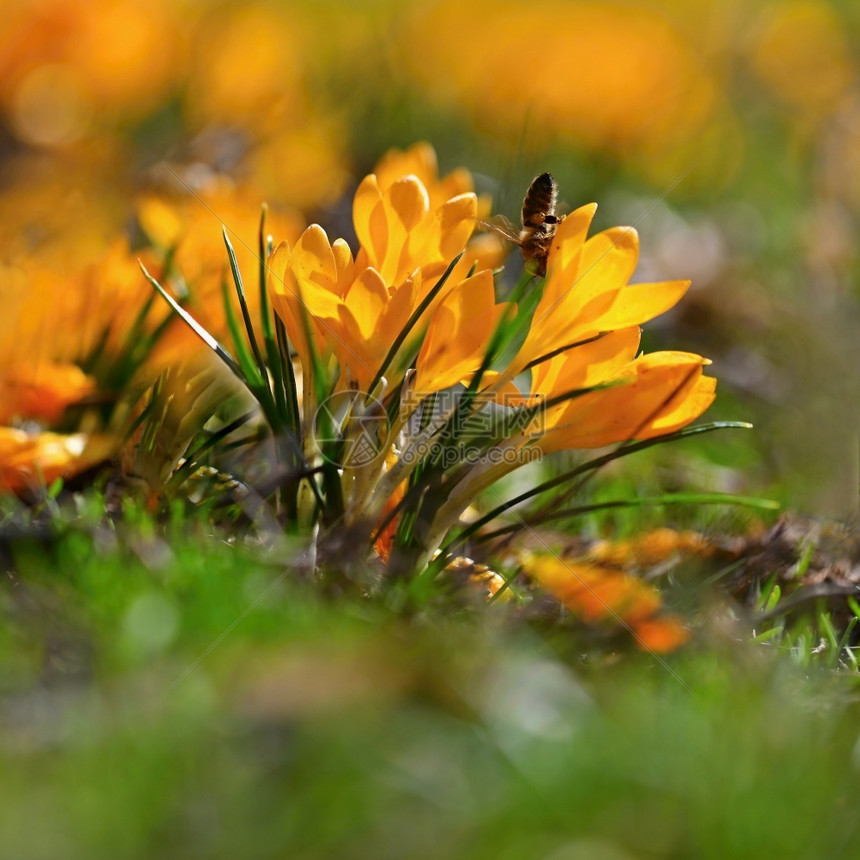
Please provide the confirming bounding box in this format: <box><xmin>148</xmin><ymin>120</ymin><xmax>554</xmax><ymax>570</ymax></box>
<box><xmin>2</xmin><ymin>496</ymin><xmax>860</xmax><ymax>859</ymax></box>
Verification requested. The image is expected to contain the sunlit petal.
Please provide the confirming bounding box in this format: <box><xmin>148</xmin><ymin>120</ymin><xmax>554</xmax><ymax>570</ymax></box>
<box><xmin>596</xmin><ymin>280</ymin><xmax>691</xmax><ymax>329</ymax></box>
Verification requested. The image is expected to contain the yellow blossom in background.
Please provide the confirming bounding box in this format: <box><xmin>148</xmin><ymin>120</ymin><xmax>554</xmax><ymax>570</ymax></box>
<box><xmin>0</xmin><ymin>428</ymin><xmax>115</xmax><ymax>494</ymax></box>
<box><xmin>247</xmin><ymin>120</ymin><xmax>352</xmax><ymax>211</ymax></box>
<box><xmin>748</xmin><ymin>1</ymin><xmax>855</xmax><ymax>113</ymax></box>
<box><xmin>522</xmin><ymin>551</ymin><xmax>690</xmax><ymax>653</ymax></box>
<box><xmin>0</xmin><ymin>0</ymin><xmax>350</xmax><ymax>213</ymax></box>
<box><xmin>0</xmin><ymin>0</ymin><xmax>179</xmax><ymax>147</ymax></box>
<box><xmin>402</xmin><ymin>0</ymin><xmax>718</xmax><ymax>157</ymax></box>
<box><xmin>180</xmin><ymin>5</ymin><xmax>351</xmax><ymax>211</ymax></box>
<box><xmin>0</xmin><ymin>151</ymin><xmax>126</xmax><ymax>268</ymax></box>
<box><xmin>183</xmin><ymin>3</ymin><xmax>305</xmax><ymax>131</ymax></box>
<box><xmin>139</xmin><ymin>175</ymin><xmax>304</xmax><ymax>349</ymax></box>
<box><xmin>1</xmin><ymin>241</ymin><xmax>168</xmax><ymax>374</ymax></box>
<box><xmin>0</xmin><ymin>363</ymin><xmax>95</xmax><ymax>425</ymax></box>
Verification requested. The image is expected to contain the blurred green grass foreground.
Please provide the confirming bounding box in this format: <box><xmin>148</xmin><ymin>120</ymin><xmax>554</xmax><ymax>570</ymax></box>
<box><xmin>2</xmin><ymin>519</ymin><xmax>860</xmax><ymax>860</ymax></box>
<box><xmin>2</xmin><ymin>0</ymin><xmax>860</xmax><ymax>856</ymax></box>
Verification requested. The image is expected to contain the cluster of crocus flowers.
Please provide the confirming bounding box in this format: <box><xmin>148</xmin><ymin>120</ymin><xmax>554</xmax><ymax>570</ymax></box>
<box><xmin>257</xmin><ymin>143</ymin><xmax>716</xmax><ymax>572</ymax></box>
<box><xmin>0</xmin><ymin>178</ymin><xmax>273</xmax><ymax>497</ymax></box>
<box><xmin>400</xmin><ymin>198</ymin><xmax>715</xmax><ymax>552</ymax></box>
<box><xmin>266</xmin><ymin>144</ymin><xmax>496</xmax><ymax>396</ymax></box>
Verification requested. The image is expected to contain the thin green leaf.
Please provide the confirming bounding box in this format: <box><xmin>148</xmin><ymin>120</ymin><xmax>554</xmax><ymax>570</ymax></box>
<box><xmin>367</xmin><ymin>251</ymin><xmax>464</xmax><ymax>397</ymax></box>
<box><xmin>166</xmin><ymin>410</ymin><xmax>257</xmax><ymax>491</ymax></box>
<box><xmin>467</xmin><ymin>492</ymin><xmax>780</xmax><ymax>547</ymax></box>
<box><xmin>791</xmin><ymin>540</ymin><xmax>816</xmax><ymax>580</ymax></box>
<box><xmin>754</xmin><ymin>626</ymin><xmax>784</xmax><ymax>643</ymax></box>
<box><xmin>223</xmin><ymin>227</ymin><xmax>270</xmax><ymax>387</ymax></box>
<box><xmin>275</xmin><ymin>315</ymin><xmax>301</xmax><ymax>432</ymax></box>
<box><xmin>438</xmin><ymin>422</ymin><xmax>759</xmax><ymax>555</ymax></box>
<box><xmin>257</xmin><ymin>206</ymin><xmax>293</xmax><ymax>430</ymax></box>
<box><xmin>220</xmin><ymin>274</ymin><xmax>266</xmax><ymax>390</ymax></box>
<box><xmin>140</xmin><ymin>262</ymin><xmax>244</xmax><ymax>381</ymax></box>
<box><xmin>837</xmin><ymin>616</ymin><xmax>858</xmax><ymax>666</ymax></box>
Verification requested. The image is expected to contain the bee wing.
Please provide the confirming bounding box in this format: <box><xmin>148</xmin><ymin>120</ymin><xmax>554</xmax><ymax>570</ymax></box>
<box><xmin>475</xmin><ymin>214</ymin><xmax>521</xmax><ymax>244</ymax></box>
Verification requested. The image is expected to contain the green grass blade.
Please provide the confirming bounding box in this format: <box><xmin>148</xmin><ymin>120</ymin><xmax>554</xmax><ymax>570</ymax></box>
<box><xmin>166</xmin><ymin>410</ymin><xmax>257</xmax><ymax>491</ymax></box>
<box><xmin>256</xmin><ymin>206</ymin><xmax>294</xmax><ymax>431</ymax></box>
<box><xmin>449</xmin><ymin>491</ymin><xmax>779</xmax><ymax>553</ymax></box>
<box><xmin>367</xmin><ymin>251</ymin><xmax>464</xmax><ymax>397</ymax></box>
<box><xmin>438</xmin><ymin>422</ymin><xmax>759</xmax><ymax>554</ymax></box>
<box><xmin>220</xmin><ymin>275</ymin><xmax>268</xmax><ymax>394</ymax></box>
<box><xmin>275</xmin><ymin>315</ymin><xmax>301</xmax><ymax>432</ymax></box>
<box><xmin>222</xmin><ymin>227</ymin><xmax>270</xmax><ymax>388</ymax></box>
<box><xmin>140</xmin><ymin>262</ymin><xmax>244</xmax><ymax>381</ymax></box>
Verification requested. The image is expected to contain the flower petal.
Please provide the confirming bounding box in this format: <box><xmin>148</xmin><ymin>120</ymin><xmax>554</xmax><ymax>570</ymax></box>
<box><xmin>530</xmin><ymin>326</ymin><xmax>641</xmax><ymax>395</ymax></box>
<box><xmin>388</xmin><ymin>175</ymin><xmax>430</xmax><ymax>232</ymax></box>
<box><xmin>436</xmin><ymin>192</ymin><xmax>478</xmax><ymax>261</ymax></box>
<box><xmin>596</xmin><ymin>280</ymin><xmax>691</xmax><ymax>329</ymax></box>
<box><xmin>0</xmin><ymin>428</ymin><xmax>114</xmax><ymax>494</ymax></box>
<box><xmin>343</xmin><ymin>267</ymin><xmax>388</xmax><ymax>341</ymax></box>
<box><xmin>332</xmin><ymin>237</ymin><xmax>355</xmax><ymax>295</ymax></box>
<box><xmin>293</xmin><ymin>224</ymin><xmax>338</xmax><ymax>290</ymax></box>
<box><xmin>547</xmin><ymin>201</ymin><xmax>598</xmax><ymax>279</ymax></box>
<box><xmin>353</xmin><ymin>174</ymin><xmax>387</xmax><ymax>268</ymax></box>
<box><xmin>633</xmin><ymin>616</ymin><xmax>690</xmax><ymax>653</ymax></box>
<box><xmin>0</xmin><ymin>362</ymin><xmax>96</xmax><ymax>424</ymax></box>
<box><xmin>414</xmin><ymin>269</ymin><xmax>498</xmax><ymax>394</ymax></box>
<box><xmin>571</xmin><ymin>225</ymin><xmax>639</xmax><ymax>315</ymax></box>
<box><xmin>539</xmin><ymin>352</ymin><xmax>713</xmax><ymax>450</ymax></box>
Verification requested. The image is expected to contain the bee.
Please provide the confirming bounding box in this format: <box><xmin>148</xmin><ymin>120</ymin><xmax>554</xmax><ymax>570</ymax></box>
<box><xmin>481</xmin><ymin>173</ymin><xmax>565</xmax><ymax>277</ymax></box>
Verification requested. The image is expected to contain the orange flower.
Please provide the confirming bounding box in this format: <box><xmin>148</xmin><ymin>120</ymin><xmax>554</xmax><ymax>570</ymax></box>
<box><xmin>0</xmin><ymin>428</ymin><xmax>114</xmax><ymax>494</ymax></box>
<box><xmin>0</xmin><ymin>362</ymin><xmax>95</xmax><ymax>425</ymax></box>
<box><xmin>352</xmin><ymin>172</ymin><xmax>476</xmax><ymax>290</ymax></box>
<box><xmin>139</xmin><ymin>176</ymin><xmax>303</xmax><ymax>342</ymax></box>
<box><xmin>413</xmin><ymin>269</ymin><xmax>512</xmax><ymax>396</ymax></box>
<box><xmin>522</xmin><ymin>552</ymin><xmax>690</xmax><ymax>653</ymax></box>
<box><xmin>498</xmin><ymin>203</ymin><xmax>716</xmax><ymax>450</ymax></box>
<box><xmin>631</xmin><ymin>616</ymin><xmax>691</xmax><ymax>654</ymax></box>
<box><xmin>590</xmin><ymin>528</ymin><xmax>713</xmax><ymax>568</ymax></box>
<box><xmin>268</xmin><ymin>165</ymin><xmax>479</xmax><ymax>392</ymax></box>
<box><xmin>526</xmin><ymin>554</ymin><xmax>662</xmax><ymax>623</ymax></box>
